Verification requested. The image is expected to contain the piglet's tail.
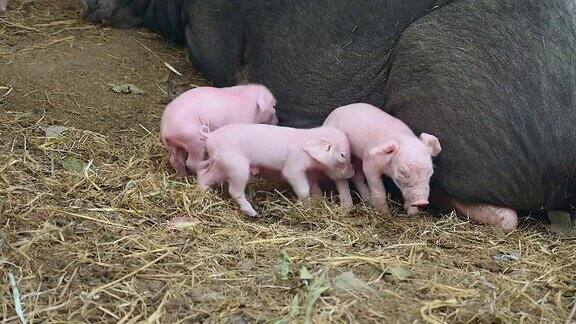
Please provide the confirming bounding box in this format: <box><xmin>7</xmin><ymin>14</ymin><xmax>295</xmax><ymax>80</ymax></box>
<box><xmin>199</xmin><ymin>125</ymin><xmax>210</xmax><ymax>140</ymax></box>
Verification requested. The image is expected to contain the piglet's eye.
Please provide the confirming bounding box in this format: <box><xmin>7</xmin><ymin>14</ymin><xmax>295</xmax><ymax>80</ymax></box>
<box><xmin>340</xmin><ymin>153</ymin><xmax>345</xmax><ymax>158</ymax></box>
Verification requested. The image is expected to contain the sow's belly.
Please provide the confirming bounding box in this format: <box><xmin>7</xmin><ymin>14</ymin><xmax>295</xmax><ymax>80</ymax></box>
<box><xmin>431</xmin><ymin>128</ymin><xmax>576</xmax><ymax>212</ymax></box>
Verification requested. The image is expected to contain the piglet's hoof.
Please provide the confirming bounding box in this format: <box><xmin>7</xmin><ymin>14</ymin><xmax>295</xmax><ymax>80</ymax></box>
<box><xmin>296</xmin><ymin>197</ymin><xmax>314</xmax><ymax>208</ymax></box>
<box><xmin>243</xmin><ymin>211</ymin><xmax>261</xmax><ymax>218</ymax></box>
<box><xmin>241</xmin><ymin>208</ymin><xmax>259</xmax><ymax>218</ymax></box>
<box><xmin>337</xmin><ymin>202</ymin><xmax>354</xmax><ymax>213</ymax></box>
<box><xmin>340</xmin><ymin>204</ymin><xmax>353</xmax><ymax>212</ymax></box>
<box><xmin>374</xmin><ymin>201</ymin><xmax>389</xmax><ymax>214</ymax></box>
<box><xmin>405</xmin><ymin>206</ymin><xmax>419</xmax><ymax>216</ymax></box>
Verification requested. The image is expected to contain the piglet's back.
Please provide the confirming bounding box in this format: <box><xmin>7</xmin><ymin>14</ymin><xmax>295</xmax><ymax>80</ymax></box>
<box><xmin>327</xmin><ymin>103</ymin><xmax>409</xmax><ymax>132</ymax></box>
<box><xmin>206</xmin><ymin>124</ymin><xmax>296</xmax><ymax>161</ymax></box>
<box><xmin>205</xmin><ymin>124</ymin><xmax>302</xmax><ymax>171</ymax></box>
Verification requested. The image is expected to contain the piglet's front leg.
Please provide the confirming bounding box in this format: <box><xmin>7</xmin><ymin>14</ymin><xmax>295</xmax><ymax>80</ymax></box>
<box><xmin>351</xmin><ymin>167</ymin><xmax>370</xmax><ymax>202</ymax></box>
<box><xmin>307</xmin><ymin>173</ymin><xmax>323</xmax><ymax>199</ymax></box>
<box><xmin>334</xmin><ymin>179</ymin><xmax>353</xmax><ymax>210</ymax></box>
<box><xmin>283</xmin><ymin>170</ymin><xmax>311</xmax><ymax>201</ymax></box>
<box><xmin>351</xmin><ymin>158</ymin><xmax>370</xmax><ymax>201</ymax></box>
<box><xmin>282</xmin><ymin>150</ymin><xmax>311</xmax><ymax>201</ymax></box>
<box><xmin>363</xmin><ymin>163</ymin><xmax>389</xmax><ymax>213</ymax></box>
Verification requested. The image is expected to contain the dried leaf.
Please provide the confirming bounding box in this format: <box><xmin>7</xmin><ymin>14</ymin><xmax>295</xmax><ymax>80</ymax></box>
<box><xmin>166</xmin><ymin>216</ymin><xmax>199</xmax><ymax>230</ymax></box>
<box><xmin>192</xmin><ymin>291</ymin><xmax>222</xmax><ymax>303</ymax></box>
<box><xmin>548</xmin><ymin>211</ymin><xmax>574</xmax><ymax>235</ymax></box>
<box><xmin>275</xmin><ymin>251</ymin><xmax>292</xmax><ymax>280</ymax></box>
<box><xmin>227</xmin><ymin>312</ymin><xmax>252</xmax><ymax>324</ymax></box>
<box><xmin>493</xmin><ymin>250</ymin><xmax>521</xmax><ymax>263</ymax></box>
<box><xmin>388</xmin><ymin>264</ymin><xmax>415</xmax><ymax>281</ymax></box>
<box><xmin>111</xmin><ymin>83</ymin><xmax>145</xmax><ymax>95</ymax></box>
<box><xmin>332</xmin><ymin>271</ymin><xmax>374</xmax><ymax>294</ymax></box>
<box><xmin>43</xmin><ymin>125</ymin><xmax>68</xmax><ymax>138</ymax></box>
<box><xmin>61</xmin><ymin>156</ymin><xmax>84</xmax><ymax>173</ymax></box>
<box><xmin>288</xmin><ymin>294</ymin><xmax>301</xmax><ymax>317</ymax></box>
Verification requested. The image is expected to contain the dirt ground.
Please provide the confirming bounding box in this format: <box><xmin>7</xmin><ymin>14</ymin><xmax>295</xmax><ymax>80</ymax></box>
<box><xmin>1</xmin><ymin>1</ymin><xmax>575</xmax><ymax>323</ymax></box>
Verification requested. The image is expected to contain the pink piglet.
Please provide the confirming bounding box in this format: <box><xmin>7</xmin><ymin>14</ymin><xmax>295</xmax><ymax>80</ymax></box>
<box><xmin>160</xmin><ymin>84</ymin><xmax>278</xmax><ymax>176</ymax></box>
<box><xmin>196</xmin><ymin>124</ymin><xmax>355</xmax><ymax>217</ymax></box>
<box><xmin>324</xmin><ymin>103</ymin><xmax>441</xmax><ymax>215</ymax></box>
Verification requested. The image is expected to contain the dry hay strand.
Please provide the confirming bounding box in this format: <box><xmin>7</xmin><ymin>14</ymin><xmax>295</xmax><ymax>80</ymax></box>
<box><xmin>1</xmin><ymin>0</ymin><xmax>576</xmax><ymax>323</ymax></box>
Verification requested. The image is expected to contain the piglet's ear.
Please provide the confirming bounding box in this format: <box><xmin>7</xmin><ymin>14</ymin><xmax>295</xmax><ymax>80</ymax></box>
<box><xmin>303</xmin><ymin>139</ymin><xmax>333</xmax><ymax>164</ymax></box>
<box><xmin>368</xmin><ymin>141</ymin><xmax>398</xmax><ymax>157</ymax></box>
<box><xmin>257</xmin><ymin>89</ymin><xmax>275</xmax><ymax>113</ymax></box>
<box><xmin>420</xmin><ymin>133</ymin><xmax>442</xmax><ymax>157</ymax></box>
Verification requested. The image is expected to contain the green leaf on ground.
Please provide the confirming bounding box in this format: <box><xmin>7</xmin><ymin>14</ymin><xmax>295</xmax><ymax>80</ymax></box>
<box><xmin>274</xmin><ymin>251</ymin><xmax>292</xmax><ymax>280</ymax></box>
<box><xmin>61</xmin><ymin>156</ymin><xmax>84</xmax><ymax>173</ymax></box>
<box><xmin>304</xmin><ymin>272</ymin><xmax>328</xmax><ymax>324</ymax></box>
<box><xmin>299</xmin><ymin>266</ymin><xmax>314</xmax><ymax>282</ymax></box>
<box><xmin>388</xmin><ymin>264</ymin><xmax>415</xmax><ymax>281</ymax></box>
<box><xmin>288</xmin><ymin>294</ymin><xmax>301</xmax><ymax>317</ymax></box>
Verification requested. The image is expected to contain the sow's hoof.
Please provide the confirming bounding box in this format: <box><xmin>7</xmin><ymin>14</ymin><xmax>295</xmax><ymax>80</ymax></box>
<box><xmin>432</xmin><ymin>192</ymin><xmax>518</xmax><ymax>232</ymax></box>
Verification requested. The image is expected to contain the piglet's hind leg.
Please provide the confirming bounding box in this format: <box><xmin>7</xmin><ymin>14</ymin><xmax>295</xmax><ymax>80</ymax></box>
<box><xmin>224</xmin><ymin>158</ymin><xmax>258</xmax><ymax>217</ymax></box>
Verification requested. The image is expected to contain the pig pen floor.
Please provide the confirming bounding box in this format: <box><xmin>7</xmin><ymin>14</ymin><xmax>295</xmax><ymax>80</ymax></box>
<box><xmin>0</xmin><ymin>1</ymin><xmax>575</xmax><ymax>323</ymax></box>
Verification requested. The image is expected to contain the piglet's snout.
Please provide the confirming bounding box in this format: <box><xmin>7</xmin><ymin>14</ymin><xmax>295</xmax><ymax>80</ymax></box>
<box><xmin>404</xmin><ymin>189</ymin><xmax>430</xmax><ymax>208</ymax></box>
<box><xmin>411</xmin><ymin>200</ymin><xmax>429</xmax><ymax>208</ymax></box>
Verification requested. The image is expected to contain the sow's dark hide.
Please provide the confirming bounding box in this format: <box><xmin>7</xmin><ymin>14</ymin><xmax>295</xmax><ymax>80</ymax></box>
<box><xmin>81</xmin><ymin>0</ymin><xmax>576</xmax><ymax>213</ymax></box>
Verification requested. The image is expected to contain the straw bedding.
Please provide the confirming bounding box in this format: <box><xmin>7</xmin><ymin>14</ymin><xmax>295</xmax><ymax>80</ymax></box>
<box><xmin>1</xmin><ymin>1</ymin><xmax>575</xmax><ymax>322</ymax></box>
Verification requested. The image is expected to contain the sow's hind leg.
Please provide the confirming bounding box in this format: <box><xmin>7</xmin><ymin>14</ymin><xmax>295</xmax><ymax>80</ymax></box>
<box><xmin>432</xmin><ymin>191</ymin><xmax>518</xmax><ymax>232</ymax></box>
